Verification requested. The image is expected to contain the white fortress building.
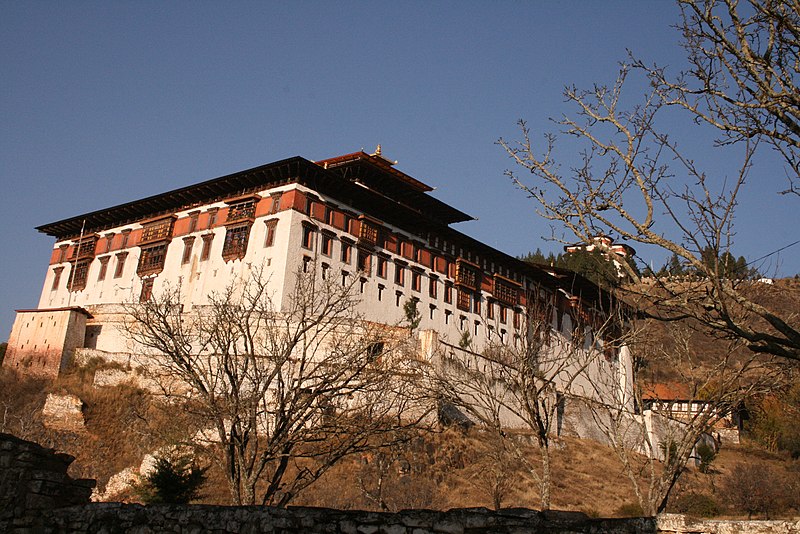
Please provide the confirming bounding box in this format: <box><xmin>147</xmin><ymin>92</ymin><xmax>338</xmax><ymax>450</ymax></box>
<box><xmin>4</xmin><ymin>149</ymin><xmax>633</xmax><ymax>416</ymax></box>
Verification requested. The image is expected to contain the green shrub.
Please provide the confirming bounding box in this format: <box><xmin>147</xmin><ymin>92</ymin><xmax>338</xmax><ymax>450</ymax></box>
<box><xmin>671</xmin><ymin>492</ymin><xmax>720</xmax><ymax>517</ymax></box>
<box><xmin>696</xmin><ymin>442</ymin><xmax>717</xmax><ymax>473</ymax></box>
<box><xmin>134</xmin><ymin>454</ymin><xmax>206</xmax><ymax>504</ymax></box>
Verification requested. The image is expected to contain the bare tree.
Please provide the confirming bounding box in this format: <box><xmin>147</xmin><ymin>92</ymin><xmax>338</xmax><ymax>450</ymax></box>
<box><xmin>584</xmin><ymin>320</ymin><xmax>784</xmax><ymax>515</ymax></box>
<box><xmin>640</xmin><ymin>0</ymin><xmax>800</xmax><ymax>195</ymax></box>
<box><xmin>124</xmin><ymin>266</ymin><xmax>427</xmax><ymax>506</ymax></box>
<box><xmin>432</xmin><ymin>294</ymin><xmax>628</xmax><ymax>510</ymax></box>
<box><xmin>498</xmin><ymin>0</ymin><xmax>800</xmax><ymax>362</ymax></box>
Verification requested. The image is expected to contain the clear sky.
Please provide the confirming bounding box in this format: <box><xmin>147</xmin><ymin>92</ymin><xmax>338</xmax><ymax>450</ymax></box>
<box><xmin>2</xmin><ymin>1</ymin><xmax>798</xmax><ymax>340</ymax></box>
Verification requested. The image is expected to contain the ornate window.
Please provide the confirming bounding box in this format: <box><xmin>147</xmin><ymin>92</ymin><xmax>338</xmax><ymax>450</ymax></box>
<box><xmin>269</xmin><ymin>193</ymin><xmax>282</xmax><ymax>214</ymax></box>
<box><xmin>493</xmin><ymin>275</ymin><xmax>520</xmax><ymax>306</ymax></box>
<box><xmin>222</xmin><ymin>224</ymin><xmax>251</xmax><ymax>261</ymax></box>
<box><xmin>140</xmin><ymin>218</ymin><xmax>174</xmax><ymax>245</ymax></box>
<box><xmin>67</xmin><ymin>260</ymin><xmax>90</xmax><ymax>292</ymax></box>
<box><xmin>188</xmin><ymin>211</ymin><xmax>200</xmax><ymax>233</ymax></box>
<box><xmin>70</xmin><ymin>235</ymin><xmax>98</xmax><ymax>261</ymax></box>
<box><xmin>207</xmin><ymin>208</ymin><xmax>219</xmax><ymax>229</ymax></box>
<box><xmin>137</xmin><ymin>244</ymin><xmax>168</xmax><ymax>276</ymax></box>
<box><xmin>457</xmin><ymin>289</ymin><xmax>471</xmax><ymax>312</ymax></box>
<box><xmin>455</xmin><ymin>259</ymin><xmax>481</xmax><ymax>291</ymax></box>
<box><xmin>358</xmin><ymin>216</ymin><xmax>379</xmax><ymax>246</ymax></box>
<box><xmin>357</xmin><ymin>249</ymin><xmax>371</xmax><ymax>274</ymax></box>
<box><xmin>226</xmin><ymin>199</ymin><xmax>257</xmax><ymax>224</ymax></box>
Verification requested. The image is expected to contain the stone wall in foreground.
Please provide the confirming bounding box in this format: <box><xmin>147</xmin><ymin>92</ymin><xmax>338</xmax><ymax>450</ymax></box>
<box><xmin>2</xmin><ymin>433</ymin><xmax>799</xmax><ymax>534</ymax></box>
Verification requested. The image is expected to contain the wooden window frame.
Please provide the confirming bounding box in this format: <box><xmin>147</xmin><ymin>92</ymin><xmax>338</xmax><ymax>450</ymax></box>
<box><xmin>357</xmin><ymin>249</ymin><xmax>371</xmax><ymax>275</ymax></box>
<box><xmin>67</xmin><ymin>259</ymin><xmax>90</xmax><ymax>292</ymax></box>
<box><xmin>264</xmin><ymin>219</ymin><xmax>278</xmax><ymax>247</ymax></box>
<box><xmin>139</xmin><ymin>277</ymin><xmax>154</xmax><ymax>303</ymax></box>
<box><xmin>222</xmin><ymin>224</ymin><xmax>251</xmax><ymax>262</ymax></box>
<box><xmin>97</xmin><ymin>256</ymin><xmax>110</xmax><ymax>281</ymax></box>
<box><xmin>51</xmin><ymin>266</ymin><xmax>64</xmax><ymax>291</ymax></box>
<box><xmin>137</xmin><ymin>243</ymin><xmax>168</xmax><ymax>276</ymax></box>
<box><xmin>114</xmin><ymin>252</ymin><xmax>128</xmax><ymax>278</ymax></box>
<box><xmin>200</xmin><ymin>233</ymin><xmax>214</xmax><ymax>261</ymax></box>
<box><xmin>181</xmin><ymin>237</ymin><xmax>195</xmax><ymax>265</ymax></box>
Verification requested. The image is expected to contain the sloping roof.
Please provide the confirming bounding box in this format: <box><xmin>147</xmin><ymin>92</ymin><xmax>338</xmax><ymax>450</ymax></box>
<box><xmin>37</xmin><ymin>156</ymin><xmax>323</xmax><ymax>239</ymax></box>
<box><xmin>317</xmin><ymin>151</ymin><xmax>472</xmax><ymax>225</ymax></box>
<box><xmin>37</xmin><ymin>152</ymin><xmax>473</xmax><ymax>240</ymax></box>
<box><xmin>642</xmin><ymin>382</ymin><xmax>697</xmax><ymax>401</ymax></box>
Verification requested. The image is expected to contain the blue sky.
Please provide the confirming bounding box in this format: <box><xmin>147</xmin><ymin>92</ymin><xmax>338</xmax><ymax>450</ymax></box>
<box><xmin>2</xmin><ymin>2</ymin><xmax>798</xmax><ymax>339</ymax></box>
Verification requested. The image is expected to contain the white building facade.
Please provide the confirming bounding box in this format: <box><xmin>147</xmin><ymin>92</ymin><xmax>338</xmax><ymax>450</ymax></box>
<box><xmin>4</xmin><ymin>150</ymin><xmax>634</xmax><ymax>412</ymax></box>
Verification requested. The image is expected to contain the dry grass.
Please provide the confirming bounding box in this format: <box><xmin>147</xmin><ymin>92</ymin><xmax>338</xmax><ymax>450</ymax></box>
<box><xmin>2</xmin><ymin>366</ymin><xmax>799</xmax><ymax>517</ymax></box>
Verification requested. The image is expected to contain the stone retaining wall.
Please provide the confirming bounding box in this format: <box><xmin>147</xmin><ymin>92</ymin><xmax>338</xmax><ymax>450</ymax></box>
<box><xmin>2</xmin><ymin>433</ymin><xmax>798</xmax><ymax>533</ymax></box>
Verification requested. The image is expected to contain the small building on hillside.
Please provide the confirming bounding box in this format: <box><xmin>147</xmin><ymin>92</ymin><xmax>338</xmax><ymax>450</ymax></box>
<box><xmin>642</xmin><ymin>382</ymin><xmax>742</xmax><ymax>444</ymax></box>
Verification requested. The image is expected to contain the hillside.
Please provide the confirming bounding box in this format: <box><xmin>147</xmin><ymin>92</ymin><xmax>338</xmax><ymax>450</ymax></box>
<box><xmin>1</xmin><ymin>364</ymin><xmax>798</xmax><ymax>518</ymax></box>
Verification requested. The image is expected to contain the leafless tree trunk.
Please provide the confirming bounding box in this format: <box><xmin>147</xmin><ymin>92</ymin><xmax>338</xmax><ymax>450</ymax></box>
<box><xmin>498</xmin><ymin>0</ymin><xmax>800</xmax><ymax>362</ymax></box>
<box><xmin>123</xmin><ymin>265</ymin><xmax>428</xmax><ymax>506</ymax></box>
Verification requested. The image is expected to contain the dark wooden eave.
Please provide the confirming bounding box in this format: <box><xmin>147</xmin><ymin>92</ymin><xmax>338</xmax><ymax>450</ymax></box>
<box><xmin>318</xmin><ymin>152</ymin><xmax>473</xmax><ymax>226</ymax></box>
<box><xmin>37</xmin><ymin>154</ymin><xmax>473</xmax><ymax>240</ymax></box>
<box><xmin>37</xmin><ymin>157</ymin><xmax>327</xmax><ymax>239</ymax></box>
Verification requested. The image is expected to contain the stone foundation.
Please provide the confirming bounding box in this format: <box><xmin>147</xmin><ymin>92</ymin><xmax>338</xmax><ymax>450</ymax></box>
<box><xmin>2</xmin><ymin>433</ymin><xmax>798</xmax><ymax>533</ymax></box>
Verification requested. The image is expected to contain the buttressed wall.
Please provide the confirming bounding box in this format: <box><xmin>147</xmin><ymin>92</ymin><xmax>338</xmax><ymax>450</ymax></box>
<box><xmin>4</xmin><ymin>308</ymin><xmax>90</xmax><ymax>379</ymax></box>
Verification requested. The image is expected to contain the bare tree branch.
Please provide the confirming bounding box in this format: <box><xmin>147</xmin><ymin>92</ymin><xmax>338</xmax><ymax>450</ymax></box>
<box><xmin>123</xmin><ymin>265</ymin><xmax>429</xmax><ymax>506</ymax></box>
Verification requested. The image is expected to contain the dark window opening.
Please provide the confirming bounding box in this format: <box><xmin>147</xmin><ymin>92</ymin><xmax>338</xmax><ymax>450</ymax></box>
<box><xmin>264</xmin><ymin>219</ymin><xmax>278</xmax><ymax>247</ymax></box>
<box><xmin>114</xmin><ymin>252</ymin><xmax>128</xmax><ymax>278</ymax></box>
<box><xmin>51</xmin><ymin>267</ymin><xmax>64</xmax><ymax>291</ymax></box>
<box><xmin>377</xmin><ymin>256</ymin><xmax>388</xmax><ymax>278</ymax></box>
<box><xmin>366</xmin><ymin>341</ymin><xmax>384</xmax><ymax>363</ymax></box>
<box><xmin>200</xmin><ymin>234</ymin><xmax>213</xmax><ymax>261</ymax></box>
<box><xmin>139</xmin><ymin>277</ymin><xmax>154</xmax><ymax>303</ymax></box>
<box><xmin>357</xmin><ymin>250</ymin><xmax>371</xmax><ymax>274</ymax></box>
<box><xmin>411</xmin><ymin>271</ymin><xmax>421</xmax><ymax>292</ymax></box>
<box><xmin>181</xmin><ymin>237</ymin><xmax>195</xmax><ymax>265</ymax></box>
<box><xmin>321</xmin><ymin>233</ymin><xmax>333</xmax><ymax>256</ymax></box>
<box><xmin>301</xmin><ymin>225</ymin><xmax>316</xmax><ymax>250</ymax></box>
